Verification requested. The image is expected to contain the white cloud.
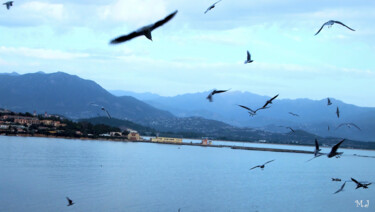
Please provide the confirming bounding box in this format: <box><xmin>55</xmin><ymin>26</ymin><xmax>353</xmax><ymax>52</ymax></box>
<box><xmin>0</xmin><ymin>46</ymin><xmax>89</xmax><ymax>60</ymax></box>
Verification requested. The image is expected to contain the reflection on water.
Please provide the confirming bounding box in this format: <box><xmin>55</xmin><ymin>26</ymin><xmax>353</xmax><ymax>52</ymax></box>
<box><xmin>0</xmin><ymin>136</ymin><xmax>374</xmax><ymax>212</ymax></box>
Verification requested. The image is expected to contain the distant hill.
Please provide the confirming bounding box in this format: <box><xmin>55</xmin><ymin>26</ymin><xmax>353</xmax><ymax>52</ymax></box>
<box><xmin>110</xmin><ymin>90</ymin><xmax>375</xmax><ymax>142</ymax></box>
<box><xmin>0</xmin><ymin>72</ymin><xmax>174</xmax><ymax>123</ymax></box>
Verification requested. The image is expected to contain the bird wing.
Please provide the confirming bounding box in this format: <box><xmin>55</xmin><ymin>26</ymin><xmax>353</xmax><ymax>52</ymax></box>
<box><xmin>335</xmin><ymin>123</ymin><xmax>345</xmax><ymax>130</ymax></box>
<box><xmin>151</xmin><ymin>10</ymin><xmax>178</xmax><ymax>30</ymax></box>
<box><xmin>66</xmin><ymin>197</ymin><xmax>72</xmax><ymax>204</ymax></box>
<box><xmin>334</xmin><ymin>182</ymin><xmax>346</xmax><ymax>194</ymax></box>
<box><xmin>250</xmin><ymin>165</ymin><xmax>261</xmax><ymax>170</ymax></box>
<box><xmin>264</xmin><ymin>159</ymin><xmax>275</xmax><ymax>165</ymax></box>
<box><xmin>213</xmin><ymin>0</ymin><xmax>222</xmax><ymax>5</ymax></box>
<box><xmin>110</xmin><ymin>31</ymin><xmax>143</xmax><ymax>44</ymax></box>
<box><xmin>333</xmin><ymin>21</ymin><xmax>355</xmax><ymax>31</ymax></box>
<box><xmin>315</xmin><ymin>139</ymin><xmax>320</xmax><ymax>151</ymax></box>
<box><xmin>238</xmin><ymin>105</ymin><xmax>255</xmax><ymax>113</ymax></box>
<box><xmin>206</xmin><ymin>94</ymin><xmax>213</xmax><ymax>102</ymax></box>
<box><xmin>247</xmin><ymin>51</ymin><xmax>251</xmax><ymax>61</ymax></box>
<box><xmin>270</xmin><ymin>94</ymin><xmax>279</xmax><ymax>101</ymax></box>
<box><xmin>255</xmin><ymin>106</ymin><xmax>269</xmax><ymax>112</ymax></box>
<box><xmin>314</xmin><ymin>22</ymin><xmax>327</xmax><ymax>36</ymax></box>
<box><xmin>351</xmin><ymin>178</ymin><xmax>360</xmax><ymax>185</ymax></box>
<box><xmin>349</xmin><ymin>123</ymin><xmax>361</xmax><ymax>131</ymax></box>
<box><xmin>213</xmin><ymin>89</ymin><xmax>230</xmax><ymax>94</ymax></box>
<box><xmin>262</xmin><ymin>101</ymin><xmax>270</xmax><ymax>108</ymax></box>
<box><xmin>287</xmin><ymin>127</ymin><xmax>295</xmax><ymax>132</ymax></box>
<box><xmin>331</xmin><ymin>139</ymin><xmax>345</xmax><ymax>154</ymax></box>
<box><xmin>104</xmin><ymin>110</ymin><xmax>112</xmax><ymax>119</ymax></box>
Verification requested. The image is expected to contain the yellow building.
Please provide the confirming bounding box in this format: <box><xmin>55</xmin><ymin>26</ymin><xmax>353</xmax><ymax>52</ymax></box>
<box><xmin>150</xmin><ymin>137</ymin><xmax>182</xmax><ymax>143</ymax></box>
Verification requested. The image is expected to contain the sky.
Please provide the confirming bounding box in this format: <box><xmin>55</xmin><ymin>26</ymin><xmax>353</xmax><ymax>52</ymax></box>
<box><xmin>1</xmin><ymin>0</ymin><xmax>375</xmax><ymax>106</ymax></box>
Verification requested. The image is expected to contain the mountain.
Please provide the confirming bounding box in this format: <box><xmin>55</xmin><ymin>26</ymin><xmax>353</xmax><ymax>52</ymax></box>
<box><xmin>110</xmin><ymin>90</ymin><xmax>161</xmax><ymax>101</ymax></box>
<box><xmin>110</xmin><ymin>90</ymin><xmax>375</xmax><ymax>142</ymax></box>
<box><xmin>0</xmin><ymin>72</ymin><xmax>174</xmax><ymax>124</ymax></box>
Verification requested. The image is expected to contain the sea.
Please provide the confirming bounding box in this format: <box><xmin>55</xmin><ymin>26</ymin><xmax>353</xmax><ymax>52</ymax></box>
<box><xmin>0</xmin><ymin>136</ymin><xmax>374</xmax><ymax>212</ymax></box>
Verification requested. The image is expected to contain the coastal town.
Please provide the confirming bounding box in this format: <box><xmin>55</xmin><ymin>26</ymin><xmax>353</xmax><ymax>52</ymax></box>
<box><xmin>0</xmin><ymin>108</ymin><xmax>142</xmax><ymax>141</ymax></box>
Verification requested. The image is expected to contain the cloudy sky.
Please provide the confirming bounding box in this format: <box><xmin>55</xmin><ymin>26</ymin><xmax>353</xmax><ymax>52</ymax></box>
<box><xmin>1</xmin><ymin>0</ymin><xmax>375</xmax><ymax>106</ymax></box>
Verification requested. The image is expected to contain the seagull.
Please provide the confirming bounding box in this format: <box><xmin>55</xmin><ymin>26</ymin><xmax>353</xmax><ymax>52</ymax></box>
<box><xmin>3</xmin><ymin>1</ymin><xmax>13</xmax><ymax>10</ymax></box>
<box><xmin>286</xmin><ymin>127</ymin><xmax>295</xmax><ymax>133</ymax></box>
<box><xmin>336</xmin><ymin>107</ymin><xmax>340</xmax><ymax>118</ymax></box>
<box><xmin>332</xmin><ymin>178</ymin><xmax>341</xmax><ymax>182</ymax></box>
<box><xmin>327</xmin><ymin>98</ymin><xmax>332</xmax><ymax>106</ymax></box>
<box><xmin>333</xmin><ymin>182</ymin><xmax>346</xmax><ymax>194</ymax></box>
<box><xmin>237</xmin><ymin>104</ymin><xmax>269</xmax><ymax>116</ymax></box>
<box><xmin>288</xmin><ymin>112</ymin><xmax>299</xmax><ymax>117</ymax></box>
<box><xmin>327</xmin><ymin>139</ymin><xmax>345</xmax><ymax>158</ymax></box>
<box><xmin>262</xmin><ymin>94</ymin><xmax>279</xmax><ymax>108</ymax></box>
<box><xmin>328</xmin><ymin>125</ymin><xmax>330</xmax><ymax>131</ymax></box>
<box><xmin>315</xmin><ymin>20</ymin><xmax>355</xmax><ymax>36</ymax></box>
<box><xmin>336</xmin><ymin>123</ymin><xmax>361</xmax><ymax>131</ymax></box>
<box><xmin>206</xmin><ymin>89</ymin><xmax>230</xmax><ymax>102</ymax></box>
<box><xmin>204</xmin><ymin>0</ymin><xmax>222</xmax><ymax>14</ymax></box>
<box><xmin>244</xmin><ymin>51</ymin><xmax>253</xmax><ymax>64</ymax></box>
<box><xmin>314</xmin><ymin>139</ymin><xmax>322</xmax><ymax>157</ymax></box>
<box><xmin>66</xmin><ymin>197</ymin><xmax>74</xmax><ymax>206</ymax></box>
<box><xmin>101</xmin><ymin>107</ymin><xmax>112</xmax><ymax>119</ymax></box>
<box><xmin>90</xmin><ymin>103</ymin><xmax>111</xmax><ymax>119</ymax></box>
<box><xmin>110</xmin><ymin>10</ymin><xmax>178</xmax><ymax>44</ymax></box>
<box><xmin>250</xmin><ymin>160</ymin><xmax>275</xmax><ymax>170</ymax></box>
<box><xmin>351</xmin><ymin>178</ymin><xmax>372</xmax><ymax>189</ymax></box>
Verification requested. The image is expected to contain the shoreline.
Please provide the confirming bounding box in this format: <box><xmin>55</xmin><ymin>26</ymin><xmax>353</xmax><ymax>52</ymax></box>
<box><xmin>2</xmin><ymin>134</ymin><xmax>375</xmax><ymax>153</ymax></box>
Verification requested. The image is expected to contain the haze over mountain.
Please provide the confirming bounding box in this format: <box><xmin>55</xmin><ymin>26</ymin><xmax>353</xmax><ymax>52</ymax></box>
<box><xmin>111</xmin><ymin>90</ymin><xmax>375</xmax><ymax>142</ymax></box>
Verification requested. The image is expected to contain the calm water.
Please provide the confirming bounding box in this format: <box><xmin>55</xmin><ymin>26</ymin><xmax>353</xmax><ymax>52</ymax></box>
<box><xmin>0</xmin><ymin>136</ymin><xmax>374</xmax><ymax>212</ymax></box>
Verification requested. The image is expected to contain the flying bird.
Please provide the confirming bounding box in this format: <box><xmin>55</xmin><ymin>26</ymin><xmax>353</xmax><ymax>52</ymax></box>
<box><xmin>244</xmin><ymin>51</ymin><xmax>253</xmax><ymax>64</ymax></box>
<box><xmin>351</xmin><ymin>178</ymin><xmax>372</xmax><ymax>189</ymax></box>
<box><xmin>66</xmin><ymin>197</ymin><xmax>74</xmax><ymax>206</ymax></box>
<box><xmin>327</xmin><ymin>98</ymin><xmax>332</xmax><ymax>106</ymax></box>
<box><xmin>101</xmin><ymin>107</ymin><xmax>112</xmax><ymax>119</ymax></box>
<box><xmin>206</xmin><ymin>89</ymin><xmax>230</xmax><ymax>102</ymax></box>
<box><xmin>90</xmin><ymin>103</ymin><xmax>111</xmax><ymax>119</ymax></box>
<box><xmin>336</xmin><ymin>107</ymin><xmax>340</xmax><ymax>118</ymax></box>
<box><xmin>315</xmin><ymin>20</ymin><xmax>355</xmax><ymax>36</ymax></box>
<box><xmin>327</xmin><ymin>139</ymin><xmax>345</xmax><ymax>158</ymax></box>
<box><xmin>204</xmin><ymin>0</ymin><xmax>222</xmax><ymax>14</ymax></box>
<box><xmin>333</xmin><ymin>182</ymin><xmax>346</xmax><ymax>194</ymax></box>
<box><xmin>328</xmin><ymin>125</ymin><xmax>330</xmax><ymax>131</ymax></box>
<box><xmin>237</xmin><ymin>104</ymin><xmax>269</xmax><ymax>116</ymax></box>
<box><xmin>288</xmin><ymin>112</ymin><xmax>299</xmax><ymax>117</ymax></box>
<box><xmin>262</xmin><ymin>94</ymin><xmax>279</xmax><ymax>108</ymax></box>
<box><xmin>286</xmin><ymin>127</ymin><xmax>295</xmax><ymax>133</ymax></box>
<box><xmin>110</xmin><ymin>10</ymin><xmax>178</xmax><ymax>44</ymax></box>
<box><xmin>314</xmin><ymin>139</ymin><xmax>322</xmax><ymax>157</ymax></box>
<box><xmin>250</xmin><ymin>160</ymin><xmax>275</xmax><ymax>170</ymax></box>
<box><xmin>332</xmin><ymin>178</ymin><xmax>341</xmax><ymax>181</ymax></box>
<box><xmin>336</xmin><ymin>123</ymin><xmax>361</xmax><ymax>131</ymax></box>
<box><xmin>3</xmin><ymin>1</ymin><xmax>13</xmax><ymax>10</ymax></box>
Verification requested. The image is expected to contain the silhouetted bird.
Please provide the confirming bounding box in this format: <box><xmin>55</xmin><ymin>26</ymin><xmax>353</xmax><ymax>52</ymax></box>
<box><xmin>336</xmin><ymin>123</ymin><xmax>361</xmax><ymax>131</ymax></box>
<box><xmin>66</xmin><ymin>197</ymin><xmax>74</xmax><ymax>206</ymax></box>
<box><xmin>314</xmin><ymin>139</ymin><xmax>322</xmax><ymax>157</ymax></box>
<box><xmin>327</xmin><ymin>139</ymin><xmax>345</xmax><ymax>158</ymax></box>
<box><xmin>101</xmin><ymin>107</ymin><xmax>112</xmax><ymax>119</ymax></box>
<box><xmin>351</xmin><ymin>178</ymin><xmax>372</xmax><ymax>189</ymax></box>
<box><xmin>333</xmin><ymin>182</ymin><xmax>346</xmax><ymax>194</ymax></box>
<box><xmin>244</xmin><ymin>51</ymin><xmax>253</xmax><ymax>64</ymax></box>
<box><xmin>262</xmin><ymin>94</ymin><xmax>279</xmax><ymax>108</ymax></box>
<box><xmin>315</xmin><ymin>20</ymin><xmax>355</xmax><ymax>36</ymax></box>
<box><xmin>288</xmin><ymin>112</ymin><xmax>299</xmax><ymax>117</ymax></box>
<box><xmin>204</xmin><ymin>0</ymin><xmax>222</xmax><ymax>14</ymax></box>
<box><xmin>3</xmin><ymin>1</ymin><xmax>13</xmax><ymax>10</ymax></box>
<box><xmin>206</xmin><ymin>89</ymin><xmax>230</xmax><ymax>102</ymax></box>
<box><xmin>336</xmin><ymin>107</ymin><xmax>340</xmax><ymax>118</ymax></box>
<box><xmin>332</xmin><ymin>178</ymin><xmax>341</xmax><ymax>181</ymax></box>
<box><xmin>286</xmin><ymin>127</ymin><xmax>295</xmax><ymax>133</ymax></box>
<box><xmin>250</xmin><ymin>160</ymin><xmax>275</xmax><ymax>170</ymax></box>
<box><xmin>328</xmin><ymin>125</ymin><xmax>330</xmax><ymax>131</ymax></box>
<box><xmin>327</xmin><ymin>98</ymin><xmax>332</xmax><ymax>106</ymax></box>
<box><xmin>110</xmin><ymin>10</ymin><xmax>178</xmax><ymax>44</ymax></box>
<box><xmin>237</xmin><ymin>104</ymin><xmax>268</xmax><ymax>116</ymax></box>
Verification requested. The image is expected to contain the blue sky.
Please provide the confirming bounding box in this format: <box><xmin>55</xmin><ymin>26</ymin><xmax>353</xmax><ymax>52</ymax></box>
<box><xmin>1</xmin><ymin>0</ymin><xmax>375</xmax><ymax>106</ymax></box>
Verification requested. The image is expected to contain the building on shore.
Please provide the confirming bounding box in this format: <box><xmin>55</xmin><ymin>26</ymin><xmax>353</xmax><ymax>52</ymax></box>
<box><xmin>150</xmin><ymin>137</ymin><xmax>182</xmax><ymax>143</ymax></box>
<box><xmin>127</xmin><ymin>131</ymin><xmax>140</xmax><ymax>141</ymax></box>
